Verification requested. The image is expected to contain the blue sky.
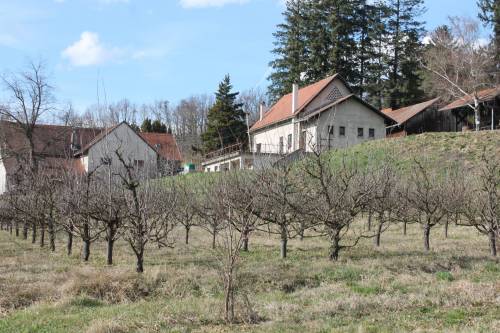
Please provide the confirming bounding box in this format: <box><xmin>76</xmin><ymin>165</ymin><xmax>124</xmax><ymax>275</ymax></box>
<box><xmin>0</xmin><ymin>0</ymin><xmax>483</xmax><ymax>111</ymax></box>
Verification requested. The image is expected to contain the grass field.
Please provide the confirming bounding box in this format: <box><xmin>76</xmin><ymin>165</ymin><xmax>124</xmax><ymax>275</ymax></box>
<box><xmin>1</xmin><ymin>131</ymin><xmax>499</xmax><ymax>332</ymax></box>
<box><xmin>0</xmin><ymin>222</ymin><xmax>499</xmax><ymax>333</ymax></box>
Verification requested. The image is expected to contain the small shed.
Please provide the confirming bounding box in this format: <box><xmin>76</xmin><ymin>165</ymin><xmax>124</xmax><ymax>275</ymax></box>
<box><xmin>382</xmin><ymin>98</ymin><xmax>455</xmax><ymax>137</ymax></box>
<box><xmin>439</xmin><ymin>86</ymin><xmax>500</xmax><ymax>131</ymax></box>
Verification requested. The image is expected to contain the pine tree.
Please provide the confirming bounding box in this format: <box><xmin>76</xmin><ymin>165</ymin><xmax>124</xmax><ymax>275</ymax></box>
<box><xmin>268</xmin><ymin>0</ymin><xmax>308</xmax><ymax>102</ymax></box>
<box><xmin>324</xmin><ymin>0</ymin><xmax>362</xmax><ymax>90</ymax></box>
<box><xmin>201</xmin><ymin>75</ymin><xmax>246</xmax><ymax>152</ymax></box>
<box><xmin>141</xmin><ymin>118</ymin><xmax>153</xmax><ymax>132</ymax></box>
<box><xmin>151</xmin><ymin>120</ymin><xmax>166</xmax><ymax>133</ymax></box>
<box><xmin>478</xmin><ymin>0</ymin><xmax>500</xmax><ymax>83</ymax></box>
<box><xmin>364</xmin><ymin>1</ymin><xmax>391</xmax><ymax>109</ymax></box>
<box><xmin>385</xmin><ymin>0</ymin><xmax>426</xmax><ymax>109</ymax></box>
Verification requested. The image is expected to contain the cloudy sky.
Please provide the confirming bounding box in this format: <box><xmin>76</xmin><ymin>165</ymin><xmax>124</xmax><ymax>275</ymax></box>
<box><xmin>0</xmin><ymin>0</ymin><xmax>482</xmax><ymax>111</ymax></box>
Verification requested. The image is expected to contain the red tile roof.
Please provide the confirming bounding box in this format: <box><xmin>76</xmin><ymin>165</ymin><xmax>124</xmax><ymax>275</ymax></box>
<box><xmin>139</xmin><ymin>132</ymin><xmax>183</xmax><ymax>162</ymax></box>
<box><xmin>439</xmin><ymin>86</ymin><xmax>500</xmax><ymax>111</ymax></box>
<box><xmin>383</xmin><ymin>98</ymin><xmax>441</xmax><ymax>125</ymax></box>
<box><xmin>250</xmin><ymin>75</ymin><xmax>339</xmax><ymax>132</ymax></box>
<box><xmin>0</xmin><ymin>121</ymin><xmax>99</xmax><ymax>176</ymax></box>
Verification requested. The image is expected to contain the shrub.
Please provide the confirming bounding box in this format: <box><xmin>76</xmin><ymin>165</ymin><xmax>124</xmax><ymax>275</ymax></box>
<box><xmin>436</xmin><ymin>271</ymin><xmax>454</xmax><ymax>282</ymax></box>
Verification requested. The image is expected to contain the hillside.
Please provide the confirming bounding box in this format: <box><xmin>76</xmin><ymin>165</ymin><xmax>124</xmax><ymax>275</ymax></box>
<box><xmin>329</xmin><ymin>130</ymin><xmax>500</xmax><ymax>168</ymax></box>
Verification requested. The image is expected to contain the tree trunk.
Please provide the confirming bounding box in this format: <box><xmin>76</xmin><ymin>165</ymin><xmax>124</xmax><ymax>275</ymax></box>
<box><xmin>423</xmin><ymin>224</ymin><xmax>431</xmax><ymax>252</ymax></box>
<box><xmin>280</xmin><ymin>224</ymin><xmax>288</xmax><ymax>259</ymax></box>
<box><xmin>242</xmin><ymin>227</ymin><xmax>249</xmax><ymax>252</ymax></box>
<box><xmin>40</xmin><ymin>223</ymin><xmax>45</xmax><ymax>248</ymax></box>
<box><xmin>9</xmin><ymin>222</ymin><xmax>13</xmax><ymax>234</ymax></box>
<box><xmin>329</xmin><ymin>229</ymin><xmax>341</xmax><ymax>261</ymax></box>
<box><xmin>15</xmin><ymin>221</ymin><xmax>19</xmax><ymax>237</ymax></box>
<box><xmin>31</xmin><ymin>224</ymin><xmax>37</xmax><ymax>244</ymax></box>
<box><xmin>67</xmin><ymin>230</ymin><xmax>73</xmax><ymax>256</ymax></box>
<box><xmin>107</xmin><ymin>238</ymin><xmax>114</xmax><ymax>265</ymax></box>
<box><xmin>403</xmin><ymin>221</ymin><xmax>407</xmax><ymax>236</ymax></box>
<box><xmin>22</xmin><ymin>222</ymin><xmax>28</xmax><ymax>240</ymax></box>
<box><xmin>185</xmin><ymin>226</ymin><xmax>190</xmax><ymax>245</ymax></box>
<box><xmin>489</xmin><ymin>230</ymin><xmax>497</xmax><ymax>257</ymax></box>
<box><xmin>224</xmin><ymin>273</ymin><xmax>234</xmax><ymax>323</ymax></box>
<box><xmin>48</xmin><ymin>217</ymin><xmax>56</xmax><ymax>252</ymax></box>
<box><xmin>106</xmin><ymin>223</ymin><xmax>116</xmax><ymax>265</ymax></box>
<box><xmin>474</xmin><ymin>97</ymin><xmax>481</xmax><ymax>131</ymax></box>
<box><xmin>135</xmin><ymin>249</ymin><xmax>144</xmax><ymax>273</ymax></box>
<box><xmin>82</xmin><ymin>239</ymin><xmax>90</xmax><ymax>261</ymax></box>
<box><xmin>444</xmin><ymin>218</ymin><xmax>449</xmax><ymax>239</ymax></box>
<box><xmin>367</xmin><ymin>210</ymin><xmax>373</xmax><ymax>231</ymax></box>
<box><xmin>375</xmin><ymin>221</ymin><xmax>383</xmax><ymax>247</ymax></box>
<box><xmin>212</xmin><ymin>227</ymin><xmax>217</xmax><ymax>249</ymax></box>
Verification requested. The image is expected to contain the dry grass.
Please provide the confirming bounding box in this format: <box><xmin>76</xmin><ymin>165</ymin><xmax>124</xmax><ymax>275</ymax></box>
<box><xmin>0</xmin><ymin>221</ymin><xmax>499</xmax><ymax>333</ymax></box>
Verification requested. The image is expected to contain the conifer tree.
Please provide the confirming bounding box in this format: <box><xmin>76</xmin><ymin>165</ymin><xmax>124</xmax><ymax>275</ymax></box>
<box><xmin>141</xmin><ymin>118</ymin><xmax>153</xmax><ymax>132</ymax></box>
<box><xmin>385</xmin><ymin>0</ymin><xmax>426</xmax><ymax>109</ymax></box>
<box><xmin>268</xmin><ymin>0</ymin><xmax>308</xmax><ymax>102</ymax></box>
<box><xmin>202</xmin><ymin>75</ymin><xmax>246</xmax><ymax>152</ymax></box>
<box><xmin>478</xmin><ymin>0</ymin><xmax>500</xmax><ymax>82</ymax></box>
<box><xmin>364</xmin><ymin>1</ymin><xmax>391</xmax><ymax>109</ymax></box>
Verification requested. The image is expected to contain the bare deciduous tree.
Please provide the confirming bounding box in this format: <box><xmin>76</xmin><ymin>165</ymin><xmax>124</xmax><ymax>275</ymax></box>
<box><xmin>423</xmin><ymin>17</ymin><xmax>495</xmax><ymax>130</ymax></box>
<box><xmin>459</xmin><ymin>154</ymin><xmax>499</xmax><ymax>256</ymax></box>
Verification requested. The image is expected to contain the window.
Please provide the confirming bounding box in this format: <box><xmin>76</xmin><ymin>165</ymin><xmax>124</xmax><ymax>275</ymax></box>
<box><xmin>134</xmin><ymin>160</ymin><xmax>145</xmax><ymax>170</ymax></box>
<box><xmin>327</xmin><ymin>125</ymin><xmax>334</xmax><ymax>135</ymax></box>
<box><xmin>279</xmin><ymin>137</ymin><xmax>284</xmax><ymax>154</ymax></box>
<box><xmin>339</xmin><ymin>126</ymin><xmax>346</xmax><ymax>137</ymax></box>
<box><xmin>256</xmin><ymin>143</ymin><xmax>262</xmax><ymax>153</ymax></box>
<box><xmin>358</xmin><ymin>128</ymin><xmax>364</xmax><ymax>138</ymax></box>
<box><xmin>369</xmin><ymin>128</ymin><xmax>375</xmax><ymax>138</ymax></box>
<box><xmin>287</xmin><ymin>134</ymin><xmax>292</xmax><ymax>150</ymax></box>
<box><xmin>214</xmin><ymin>166</ymin><xmax>218</xmax><ymax>172</ymax></box>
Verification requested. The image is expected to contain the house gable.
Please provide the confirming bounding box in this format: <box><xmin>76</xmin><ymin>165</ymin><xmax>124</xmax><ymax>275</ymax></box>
<box><xmin>250</xmin><ymin>74</ymin><xmax>351</xmax><ymax>133</ymax></box>
<box><xmin>86</xmin><ymin>123</ymin><xmax>158</xmax><ymax>173</ymax></box>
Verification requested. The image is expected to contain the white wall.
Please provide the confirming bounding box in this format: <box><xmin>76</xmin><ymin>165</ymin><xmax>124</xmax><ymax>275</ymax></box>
<box><xmin>251</xmin><ymin>121</ymin><xmax>294</xmax><ymax>155</ymax></box>
<box><xmin>250</xmin><ymin>78</ymin><xmax>385</xmax><ymax>155</ymax></box>
<box><xmin>313</xmin><ymin>99</ymin><xmax>386</xmax><ymax>150</ymax></box>
<box><xmin>0</xmin><ymin>160</ymin><xmax>7</xmax><ymax>194</ymax></box>
<box><xmin>87</xmin><ymin>123</ymin><xmax>158</xmax><ymax>176</ymax></box>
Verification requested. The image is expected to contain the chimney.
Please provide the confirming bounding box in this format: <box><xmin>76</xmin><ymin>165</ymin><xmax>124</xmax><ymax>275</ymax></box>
<box><xmin>259</xmin><ymin>102</ymin><xmax>267</xmax><ymax>121</ymax></box>
<box><xmin>292</xmin><ymin>83</ymin><xmax>299</xmax><ymax>114</ymax></box>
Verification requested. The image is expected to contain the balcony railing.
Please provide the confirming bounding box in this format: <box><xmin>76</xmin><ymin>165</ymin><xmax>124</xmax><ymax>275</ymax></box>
<box><xmin>205</xmin><ymin>143</ymin><xmax>245</xmax><ymax>160</ymax></box>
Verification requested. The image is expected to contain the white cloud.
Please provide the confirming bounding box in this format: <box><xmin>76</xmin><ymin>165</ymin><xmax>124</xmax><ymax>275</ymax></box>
<box><xmin>62</xmin><ymin>31</ymin><xmax>120</xmax><ymax>66</ymax></box>
<box><xmin>180</xmin><ymin>0</ymin><xmax>249</xmax><ymax>8</ymax></box>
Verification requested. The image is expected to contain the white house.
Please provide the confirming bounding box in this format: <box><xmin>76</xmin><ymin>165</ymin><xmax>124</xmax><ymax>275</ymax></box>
<box><xmin>250</xmin><ymin>74</ymin><xmax>393</xmax><ymax>155</ymax></box>
<box><xmin>202</xmin><ymin>74</ymin><xmax>393</xmax><ymax>172</ymax></box>
<box><xmin>0</xmin><ymin>121</ymin><xmax>182</xmax><ymax>194</ymax></box>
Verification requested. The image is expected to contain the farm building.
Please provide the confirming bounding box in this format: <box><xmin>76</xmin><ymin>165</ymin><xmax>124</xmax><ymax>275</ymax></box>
<box><xmin>0</xmin><ymin>121</ymin><xmax>182</xmax><ymax>194</ymax></box>
<box><xmin>202</xmin><ymin>74</ymin><xmax>393</xmax><ymax>172</ymax></box>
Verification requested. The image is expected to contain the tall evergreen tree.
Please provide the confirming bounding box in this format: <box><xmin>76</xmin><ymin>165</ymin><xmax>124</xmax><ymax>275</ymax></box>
<box><xmin>323</xmin><ymin>0</ymin><xmax>362</xmax><ymax>90</ymax></box>
<box><xmin>385</xmin><ymin>0</ymin><xmax>426</xmax><ymax>109</ymax></box>
<box><xmin>201</xmin><ymin>75</ymin><xmax>246</xmax><ymax>152</ymax></box>
<box><xmin>478</xmin><ymin>0</ymin><xmax>500</xmax><ymax>83</ymax></box>
<box><xmin>268</xmin><ymin>0</ymin><xmax>308</xmax><ymax>102</ymax></box>
<box><xmin>364</xmin><ymin>1</ymin><xmax>391</xmax><ymax>109</ymax></box>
